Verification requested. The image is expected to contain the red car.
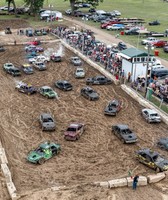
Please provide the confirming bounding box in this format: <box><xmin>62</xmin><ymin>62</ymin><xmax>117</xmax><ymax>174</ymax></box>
<box><xmin>101</xmin><ymin>20</ymin><xmax>121</xmax><ymax>29</ymax></box>
<box><xmin>27</xmin><ymin>40</ymin><xmax>41</xmax><ymax>46</ymax></box>
<box><xmin>64</xmin><ymin>123</ymin><xmax>85</xmax><ymax>141</ymax></box>
<box><xmin>152</xmin><ymin>40</ymin><xmax>168</xmax><ymax>48</ymax></box>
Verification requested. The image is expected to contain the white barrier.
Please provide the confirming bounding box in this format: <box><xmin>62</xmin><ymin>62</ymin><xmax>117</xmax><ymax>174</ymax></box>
<box><xmin>121</xmin><ymin>84</ymin><xmax>168</xmax><ymax>125</ymax></box>
<box><xmin>1</xmin><ymin>163</ymin><xmax>12</xmax><ymax>183</ymax></box>
<box><xmin>0</xmin><ymin>148</ymin><xmax>8</xmax><ymax>164</ymax></box>
<box><xmin>127</xmin><ymin>176</ymin><xmax>147</xmax><ymax>187</ymax></box>
<box><xmin>6</xmin><ymin>182</ymin><xmax>17</xmax><ymax>200</ymax></box>
<box><xmin>108</xmin><ymin>178</ymin><xmax>127</xmax><ymax>188</ymax></box>
<box><xmin>147</xmin><ymin>172</ymin><xmax>166</xmax><ymax>183</ymax></box>
<box><xmin>99</xmin><ymin>181</ymin><xmax>109</xmax><ymax>188</ymax></box>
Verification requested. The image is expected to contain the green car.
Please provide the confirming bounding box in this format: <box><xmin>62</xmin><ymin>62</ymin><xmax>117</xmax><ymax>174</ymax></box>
<box><xmin>39</xmin><ymin>86</ymin><xmax>58</xmax><ymax>99</ymax></box>
<box><xmin>27</xmin><ymin>141</ymin><xmax>61</xmax><ymax>164</ymax></box>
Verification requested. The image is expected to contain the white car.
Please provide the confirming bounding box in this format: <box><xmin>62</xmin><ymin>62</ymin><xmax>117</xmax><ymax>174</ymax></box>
<box><xmin>75</xmin><ymin>67</ymin><xmax>85</xmax><ymax>78</ymax></box>
<box><xmin>29</xmin><ymin>55</ymin><xmax>50</xmax><ymax>63</ymax></box>
<box><xmin>141</xmin><ymin>108</ymin><xmax>161</xmax><ymax>123</ymax></box>
<box><xmin>141</xmin><ymin>37</ymin><xmax>158</xmax><ymax>45</ymax></box>
<box><xmin>106</xmin><ymin>24</ymin><xmax>124</xmax><ymax>31</ymax></box>
<box><xmin>112</xmin><ymin>10</ymin><xmax>121</xmax><ymax>16</ymax></box>
<box><xmin>33</xmin><ymin>61</ymin><xmax>46</xmax><ymax>71</ymax></box>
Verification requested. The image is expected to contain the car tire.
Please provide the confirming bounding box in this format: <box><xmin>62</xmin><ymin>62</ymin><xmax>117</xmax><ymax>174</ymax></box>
<box><xmin>121</xmin><ymin>139</ymin><xmax>125</xmax><ymax>144</ymax></box>
<box><xmin>155</xmin><ymin>167</ymin><xmax>160</xmax><ymax>173</ymax></box>
<box><xmin>38</xmin><ymin>158</ymin><xmax>45</xmax><ymax>165</ymax></box>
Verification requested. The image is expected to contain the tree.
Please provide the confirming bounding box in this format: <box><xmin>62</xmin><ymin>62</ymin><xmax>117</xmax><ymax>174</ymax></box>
<box><xmin>6</xmin><ymin>0</ymin><xmax>17</xmax><ymax>15</ymax></box>
<box><xmin>24</xmin><ymin>0</ymin><xmax>44</xmax><ymax>16</ymax></box>
<box><xmin>64</xmin><ymin>0</ymin><xmax>103</xmax><ymax>13</ymax></box>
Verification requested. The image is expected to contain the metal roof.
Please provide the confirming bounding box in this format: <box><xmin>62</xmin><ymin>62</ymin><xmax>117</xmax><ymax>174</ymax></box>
<box><xmin>120</xmin><ymin>47</ymin><xmax>153</xmax><ymax>58</ymax></box>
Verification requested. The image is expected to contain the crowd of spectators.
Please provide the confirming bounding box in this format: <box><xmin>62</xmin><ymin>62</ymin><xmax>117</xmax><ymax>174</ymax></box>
<box><xmin>52</xmin><ymin>26</ymin><xmax>124</xmax><ymax>80</ymax></box>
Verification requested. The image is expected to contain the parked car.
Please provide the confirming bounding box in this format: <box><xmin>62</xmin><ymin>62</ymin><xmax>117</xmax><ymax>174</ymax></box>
<box><xmin>141</xmin><ymin>108</ymin><xmax>161</xmax><ymax>123</ymax></box>
<box><xmin>86</xmin><ymin>75</ymin><xmax>112</xmax><ymax>85</ymax></box>
<box><xmin>5</xmin><ymin>27</ymin><xmax>12</xmax><ymax>34</ymax></box>
<box><xmin>163</xmin><ymin>45</ymin><xmax>168</xmax><ymax>53</ymax></box>
<box><xmin>6</xmin><ymin>67</ymin><xmax>21</xmax><ymax>76</ymax></box>
<box><xmin>149</xmin><ymin>20</ymin><xmax>160</xmax><ymax>26</ymax></box>
<box><xmin>25</xmin><ymin>45</ymin><xmax>44</xmax><ymax>52</ymax></box>
<box><xmin>70</xmin><ymin>56</ymin><xmax>82</xmax><ymax>66</ymax></box>
<box><xmin>81</xmin><ymin>86</ymin><xmax>99</xmax><ymax>101</ymax></box>
<box><xmin>104</xmin><ymin>99</ymin><xmax>122</xmax><ymax>116</ymax></box>
<box><xmin>135</xmin><ymin>148</ymin><xmax>168</xmax><ymax>172</ymax></box>
<box><xmin>27</xmin><ymin>141</ymin><xmax>61</xmax><ymax>164</ymax></box>
<box><xmin>124</xmin><ymin>27</ymin><xmax>140</xmax><ymax>35</ymax></box>
<box><xmin>157</xmin><ymin>138</ymin><xmax>168</xmax><ymax>150</ymax></box>
<box><xmin>33</xmin><ymin>61</ymin><xmax>46</xmax><ymax>71</ymax></box>
<box><xmin>117</xmin><ymin>42</ymin><xmax>127</xmax><ymax>51</ymax></box>
<box><xmin>64</xmin><ymin>123</ymin><xmax>85</xmax><ymax>141</ymax></box>
<box><xmin>151</xmin><ymin>68</ymin><xmax>168</xmax><ymax>78</ymax></box>
<box><xmin>106</xmin><ymin>24</ymin><xmax>124</xmax><ymax>31</ymax></box>
<box><xmin>55</xmin><ymin>80</ymin><xmax>73</xmax><ymax>91</ymax></box>
<box><xmin>39</xmin><ymin>86</ymin><xmax>58</xmax><ymax>99</ymax></box>
<box><xmin>88</xmin><ymin>8</ymin><xmax>96</xmax><ymax>13</ymax></box>
<box><xmin>65</xmin><ymin>9</ymin><xmax>72</xmax><ymax>15</ymax></box>
<box><xmin>26</xmin><ymin>29</ymin><xmax>33</xmax><ymax>37</ymax></box>
<box><xmin>112</xmin><ymin>124</ymin><xmax>138</xmax><ymax>144</ymax></box>
<box><xmin>112</xmin><ymin>10</ymin><xmax>121</xmax><ymax>16</ymax></box>
<box><xmin>15</xmin><ymin>82</ymin><xmax>37</xmax><ymax>95</ymax></box>
<box><xmin>141</xmin><ymin>37</ymin><xmax>158</xmax><ymax>45</ymax></box>
<box><xmin>152</xmin><ymin>40</ymin><xmax>168</xmax><ymax>48</ymax></box>
<box><xmin>75</xmin><ymin>67</ymin><xmax>85</xmax><ymax>78</ymax></box>
<box><xmin>21</xmin><ymin>64</ymin><xmax>34</xmax><ymax>74</ymax></box>
<box><xmin>39</xmin><ymin>113</ymin><xmax>56</xmax><ymax>131</ymax></box>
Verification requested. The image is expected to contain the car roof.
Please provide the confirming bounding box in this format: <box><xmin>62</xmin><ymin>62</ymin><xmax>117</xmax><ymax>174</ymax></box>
<box><xmin>58</xmin><ymin>80</ymin><xmax>69</xmax><ymax>84</ymax></box>
<box><xmin>84</xmin><ymin>86</ymin><xmax>93</xmax><ymax>90</ymax></box>
<box><xmin>95</xmin><ymin>75</ymin><xmax>106</xmax><ymax>78</ymax></box>
<box><xmin>115</xmin><ymin>124</ymin><xmax>129</xmax><ymax>129</ymax></box>
<box><xmin>138</xmin><ymin>148</ymin><xmax>159</xmax><ymax>157</ymax></box>
<box><xmin>41</xmin><ymin>113</ymin><xmax>52</xmax><ymax>118</ymax></box>
<box><xmin>41</xmin><ymin>86</ymin><xmax>52</xmax><ymax>89</ymax></box>
<box><xmin>69</xmin><ymin>123</ymin><xmax>81</xmax><ymax>127</ymax></box>
<box><xmin>142</xmin><ymin>108</ymin><xmax>157</xmax><ymax>114</ymax></box>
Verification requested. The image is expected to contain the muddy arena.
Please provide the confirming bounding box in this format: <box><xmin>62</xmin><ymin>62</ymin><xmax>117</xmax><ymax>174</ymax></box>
<box><xmin>0</xmin><ymin>19</ymin><xmax>168</xmax><ymax>200</ymax></box>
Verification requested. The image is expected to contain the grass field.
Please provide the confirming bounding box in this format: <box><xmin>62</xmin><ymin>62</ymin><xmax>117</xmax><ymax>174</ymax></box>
<box><xmin>0</xmin><ymin>0</ymin><xmax>168</xmax><ymax>59</ymax></box>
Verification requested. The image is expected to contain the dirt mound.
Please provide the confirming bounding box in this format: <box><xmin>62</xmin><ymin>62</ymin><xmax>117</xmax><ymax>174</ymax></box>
<box><xmin>0</xmin><ymin>19</ymin><xmax>30</xmax><ymax>31</ymax></box>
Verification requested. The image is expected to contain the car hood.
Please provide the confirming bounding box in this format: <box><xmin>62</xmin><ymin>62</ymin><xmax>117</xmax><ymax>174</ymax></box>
<box><xmin>27</xmin><ymin>151</ymin><xmax>43</xmax><ymax>161</ymax></box>
<box><xmin>122</xmin><ymin>133</ymin><xmax>137</xmax><ymax>140</ymax></box>
<box><xmin>43</xmin><ymin>122</ymin><xmax>55</xmax><ymax>127</ymax></box>
<box><xmin>46</xmin><ymin>91</ymin><xmax>56</xmax><ymax>96</ymax></box>
<box><xmin>156</xmin><ymin>160</ymin><xmax>168</xmax><ymax>170</ymax></box>
<box><xmin>64</xmin><ymin>131</ymin><xmax>76</xmax><ymax>136</ymax></box>
<box><xmin>89</xmin><ymin>92</ymin><xmax>99</xmax><ymax>98</ymax></box>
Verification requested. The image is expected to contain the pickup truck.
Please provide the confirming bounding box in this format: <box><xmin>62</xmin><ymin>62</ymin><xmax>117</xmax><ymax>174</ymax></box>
<box><xmin>152</xmin><ymin>40</ymin><xmax>168</xmax><ymax>48</ymax></box>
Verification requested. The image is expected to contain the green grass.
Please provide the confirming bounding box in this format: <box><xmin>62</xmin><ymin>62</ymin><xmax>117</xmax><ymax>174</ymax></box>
<box><xmin>149</xmin><ymin>96</ymin><xmax>168</xmax><ymax>113</ymax></box>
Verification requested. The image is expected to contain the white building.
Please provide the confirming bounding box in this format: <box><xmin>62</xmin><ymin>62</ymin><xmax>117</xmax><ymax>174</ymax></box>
<box><xmin>119</xmin><ymin>47</ymin><xmax>156</xmax><ymax>81</ymax></box>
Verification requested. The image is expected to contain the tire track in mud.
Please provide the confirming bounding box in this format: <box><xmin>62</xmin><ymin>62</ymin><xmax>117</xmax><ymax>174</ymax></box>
<box><xmin>0</xmin><ymin>41</ymin><xmax>167</xmax><ymax>193</ymax></box>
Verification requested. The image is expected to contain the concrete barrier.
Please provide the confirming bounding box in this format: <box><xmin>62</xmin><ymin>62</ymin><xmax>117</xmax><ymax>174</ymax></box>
<box><xmin>147</xmin><ymin>172</ymin><xmax>166</xmax><ymax>183</ymax></box>
<box><xmin>99</xmin><ymin>181</ymin><xmax>109</xmax><ymax>188</ymax></box>
<box><xmin>1</xmin><ymin>163</ymin><xmax>12</xmax><ymax>183</ymax></box>
<box><xmin>121</xmin><ymin>84</ymin><xmax>168</xmax><ymax>125</ymax></box>
<box><xmin>6</xmin><ymin>182</ymin><xmax>17</xmax><ymax>199</ymax></box>
<box><xmin>108</xmin><ymin>178</ymin><xmax>127</xmax><ymax>188</ymax></box>
<box><xmin>0</xmin><ymin>148</ymin><xmax>8</xmax><ymax>164</ymax></box>
<box><xmin>127</xmin><ymin>176</ymin><xmax>147</xmax><ymax>187</ymax></box>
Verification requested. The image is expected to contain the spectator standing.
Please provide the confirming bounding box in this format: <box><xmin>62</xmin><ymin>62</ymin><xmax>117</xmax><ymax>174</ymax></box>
<box><xmin>132</xmin><ymin>175</ymin><xmax>139</xmax><ymax>190</ymax></box>
<box><xmin>128</xmin><ymin>72</ymin><xmax>131</xmax><ymax>82</ymax></box>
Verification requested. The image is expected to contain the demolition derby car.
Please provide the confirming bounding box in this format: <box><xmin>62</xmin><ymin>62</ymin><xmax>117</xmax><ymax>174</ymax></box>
<box><xmin>55</xmin><ymin>80</ymin><xmax>73</xmax><ymax>91</ymax></box>
<box><xmin>104</xmin><ymin>99</ymin><xmax>122</xmax><ymax>116</ymax></box>
<box><xmin>39</xmin><ymin>86</ymin><xmax>58</xmax><ymax>99</ymax></box>
<box><xmin>15</xmin><ymin>82</ymin><xmax>37</xmax><ymax>95</ymax></box>
<box><xmin>112</xmin><ymin>124</ymin><xmax>138</xmax><ymax>144</ymax></box>
<box><xmin>86</xmin><ymin>75</ymin><xmax>112</xmax><ymax>85</ymax></box>
<box><xmin>64</xmin><ymin>123</ymin><xmax>85</xmax><ymax>141</ymax></box>
<box><xmin>39</xmin><ymin>113</ymin><xmax>56</xmax><ymax>131</ymax></box>
<box><xmin>136</xmin><ymin>148</ymin><xmax>168</xmax><ymax>172</ymax></box>
<box><xmin>27</xmin><ymin>141</ymin><xmax>61</xmax><ymax>164</ymax></box>
<box><xmin>81</xmin><ymin>86</ymin><xmax>99</xmax><ymax>101</ymax></box>
<box><xmin>157</xmin><ymin>138</ymin><xmax>168</xmax><ymax>151</ymax></box>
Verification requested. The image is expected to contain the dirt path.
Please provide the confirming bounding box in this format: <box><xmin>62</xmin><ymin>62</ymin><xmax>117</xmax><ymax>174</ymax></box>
<box><xmin>0</xmin><ymin>19</ymin><xmax>168</xmax><ymax>200</ymax></box>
